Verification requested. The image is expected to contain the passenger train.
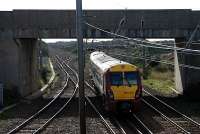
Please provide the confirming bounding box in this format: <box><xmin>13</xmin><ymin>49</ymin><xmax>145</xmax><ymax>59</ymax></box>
<box><xmin>89</xmin><ymin>51</ymin><xmax>142</xmax><ymax>112</ymax></box>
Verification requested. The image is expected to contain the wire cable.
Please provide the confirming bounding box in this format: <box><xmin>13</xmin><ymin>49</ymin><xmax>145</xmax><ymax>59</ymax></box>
<box><xmin>122</xmin><ymin>39</ymin><xmax>200</xmax><ymax>56</ymax></box>
<box><xmin>110</xmin><ymin>53</ymin><xmax>200</xmax><ymax>70</ymax></box>
<box><xmin>85</xmin><ymin>22</ymin><xmax>200</xmax><ymax>54</ymax></box>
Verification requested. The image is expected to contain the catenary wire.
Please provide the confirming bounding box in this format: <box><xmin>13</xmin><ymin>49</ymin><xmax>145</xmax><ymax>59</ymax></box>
<box><xmin>85</xmin><ymin>22</ymin><xmax>200</xmax><ymax>54</ymax></box>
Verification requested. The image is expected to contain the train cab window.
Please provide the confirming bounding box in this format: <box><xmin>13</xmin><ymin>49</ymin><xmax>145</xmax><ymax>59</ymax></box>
<box><xmin>124</xmin><ymin>72</ymin><xmax>138</xmax><ymax>85</ymax></box>
<box><xmin>110</xmin><ymin>73</ymin><xmax>123</xmax><ymax>86</ymax></box>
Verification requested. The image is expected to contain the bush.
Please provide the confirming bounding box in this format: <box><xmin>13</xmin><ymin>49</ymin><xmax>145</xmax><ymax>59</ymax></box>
<box><xmin>41</xmin><ymin>67</ymin><xmax>51</xmax><ymax>84</ymax></box>
<box><xmin>154</xmin><ymin>64</ymin><xmax>169</xmax><ymax>72</ymax></box>
<box><xmin>140</xmin><ymin>67</ymin><xmax>152</xmax><ymax>80</ymax></box>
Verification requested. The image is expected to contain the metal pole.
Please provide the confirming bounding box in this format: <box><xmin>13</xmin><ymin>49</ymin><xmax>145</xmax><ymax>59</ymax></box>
<box><xmin>76</xmin><ymin>0</ymin><xmax>86</xmax><ymax>134</ymax></box>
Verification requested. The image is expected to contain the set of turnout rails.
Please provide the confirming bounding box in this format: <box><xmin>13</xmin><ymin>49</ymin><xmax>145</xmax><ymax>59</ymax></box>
<box><xmin>5</xmin><ymin>52</ymin><xmax>200</xmax><ymax>134</ymax></box>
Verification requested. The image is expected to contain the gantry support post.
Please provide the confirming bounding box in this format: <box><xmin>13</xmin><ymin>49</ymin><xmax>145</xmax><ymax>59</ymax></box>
<box><xmin>76</xmin><ymin>0</ymin><xmax>86</xmax><ymax>133</ymax></box>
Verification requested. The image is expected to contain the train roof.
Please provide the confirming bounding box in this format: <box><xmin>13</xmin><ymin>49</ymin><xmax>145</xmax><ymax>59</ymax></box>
<box><xmin>90</xmin><ymin>51</ymin><xmax>137</xmax><ymax>73</ymax></box>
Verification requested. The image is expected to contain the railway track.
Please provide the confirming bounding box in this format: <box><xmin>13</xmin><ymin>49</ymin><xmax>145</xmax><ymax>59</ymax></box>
<box><xmin>60</xmin><ymin>58</ymin><xmax>117</xmax><ymax>134</ymax></box>
<box><xmin>7</xmin><ymin>56</ymin><xmax>78</xmax><ymax>134</ymax></box>
<box><xmin>85</xmin><ymin>81</ymin><xmax>153</xmax><ymax>134</ymax></box>
<box><xmin>110</xmin><ymin>112</ymin><xmax>153</xmax><ymax>134</ymax></box>
<box><xmin>107</xmin><ymin>52</ymin><xmax>200</xmax><ymax>133</ymax></box>
<box><xmin>85</xmin><ymin>82</ymin><xmax>117</xmax><ymax>134</ymax></box>
<box><xmin>141</xmin><ymin>89</ymin><xmax>200</xmax><ymax>134</ymax></box>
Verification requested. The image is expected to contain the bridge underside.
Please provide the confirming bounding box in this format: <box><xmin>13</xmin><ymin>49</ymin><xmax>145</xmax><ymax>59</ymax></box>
<box><xmin>0</xmin><ymin>9</ymin><xmax>200</xmax><ymax>97</ymax></box>
<box><xmin>0</xmin><ymin>9</ymin><xmax>200</xmax><ymax>39</ymax></box>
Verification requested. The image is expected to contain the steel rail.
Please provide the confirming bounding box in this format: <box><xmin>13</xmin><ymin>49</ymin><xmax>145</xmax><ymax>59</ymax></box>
<box><xmin>125</xmin><ymin>120</ymin><xmax>143</xmax><ymax>134</ymax></box>
<box><xmin>143</xmin><ymin>89</ymin><xmax>200</xmax><ymax>128</ymax></box>
<box><xmin>33</xmin><ymin>56</ymin><xmax>79</xmax><ymax>134</ymax></box>
<box><xmin>85</xmin><ymin>80</ymin><xmax>152</xmax><ymax>134</ymax></box>
<box><xmin>56</xmin><ymin>56</ymin><xmax>78</xmax><ymax>81</ymax></box>
<box><xmin>57</xmin><ymin>56</ymin><xmax>79</xmax><ymax>83</ymax></box>
<box><xmin>132</xmin><ymin>114</ymin><xmax>153</xmax><ymax>134</ymax></box>
<box><xmin>34</xmin><ymin>81</ymin><xmax>78</xmax><ymax>134</ymax></box>
<box><xmin>63</xmin><ymin>61</ymin><xmax>117</xmax><ymax>134</ymax></box>
<box><xmin>85</xmin><ymin>96</ymin><xmax>116</xmax><ymax>134</ymax></box>
<box><xmin>142</xmin><ymin>99</ymin><xmax>190</xmax><ymax>134</ymax></box>
<box><xmin>85</xmin><ymin>82</ymin><xmax>120</xmax><ymax>134</ymax></box>
<box><xmin>85</xmin><ymin>81</ymin><xmax>99</xmax><ymax>95</ymax></box>
<box><xmin>111</xmin><ymin>117</ymin><xmax>127</xmax><ymax>134</ymax></box>
<box><xmin>7</xmin><ymin>56</ymin><xmax>70</xmax><ymax>134</ymax></box>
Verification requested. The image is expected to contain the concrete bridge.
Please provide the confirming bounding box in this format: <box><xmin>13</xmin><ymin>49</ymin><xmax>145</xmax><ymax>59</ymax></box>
<box><xmin>0</xmin><ymin>9</ymin><xmax>200</xmax><ymax>97</ymax></box>
<box><xmin>0</xmin><ymin>9</ymin><xmax>200</xmax><ymax>39</ymax></box>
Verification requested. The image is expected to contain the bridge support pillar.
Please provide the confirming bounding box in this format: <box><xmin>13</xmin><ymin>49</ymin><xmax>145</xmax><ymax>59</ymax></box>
<box><xmin>175</xmin><ymin>38</ymin><xmax>200</xmax><ymax>98</ymax></box>
<box><xmin>0</xmin><ymin>39</ymin><xmax>19</xmax><ymax>94</ymax></box>
<box><xmin>17</xmin><ymin>38</ymin><xmax>39</xmax><ymax>97</ymax></box>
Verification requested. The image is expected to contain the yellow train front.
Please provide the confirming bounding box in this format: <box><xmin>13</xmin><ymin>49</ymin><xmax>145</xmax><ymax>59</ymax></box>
<box><xmin>90</xmin><ymin>51</ymin><xmax>142</xmax><ymax>112</ymax></box>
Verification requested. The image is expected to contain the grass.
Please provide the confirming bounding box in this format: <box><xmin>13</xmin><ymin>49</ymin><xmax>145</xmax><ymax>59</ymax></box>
<box><xmin>39</xmin><ymin>59</ymin><xmax>52</xmax><ymax>88</ymax></box>
<box><xmin>143</xmin><ymin>68</ymin><xmax>175</xmax><ymax>95</ymax></box>
<box><xmin>143</xmin><ymin>79</ymin><xmax>174</xmax><ymax>95</ymax></box>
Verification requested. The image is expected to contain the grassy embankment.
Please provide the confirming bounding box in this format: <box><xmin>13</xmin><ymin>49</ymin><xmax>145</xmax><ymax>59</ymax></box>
<box><xmin>143</xmin><ymin>67</ymin><xmax>175</xmax><ymax>95</ymax></box>
<box><xmin>39</xmin><ymin>59</ymin><xmax>52</xmax><ymax>88</ymax></box>
<box><xmin>38</xmin><ymin>41</ymin><xmax>53</xmax><ymax>88</ymax></box>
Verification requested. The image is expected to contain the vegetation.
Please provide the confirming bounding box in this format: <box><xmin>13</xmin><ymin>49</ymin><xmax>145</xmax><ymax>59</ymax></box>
<box><xmin>49</xmin><ymin>39</ymin><xmax>175</xmax><ymax>96</ymax></box>
<box><xmin>143</xmin><ymin>67</ymin><xmax>175</xmax><ymax>95</ymax></box>
<box><xmin>38</xmin><ymin>41</ymin><xmax>52</xmax><ymax>87</ymax></box>
<box><xmin>40</xmin><ymin>64</ymin><xmax>52</xmax><ymax>86</ymax></box>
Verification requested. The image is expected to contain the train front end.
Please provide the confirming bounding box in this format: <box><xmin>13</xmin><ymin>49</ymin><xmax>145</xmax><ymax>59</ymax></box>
<box><xmin>105</xmin><ymin>64</ymin><xmax>142</xmax><ymax>112</ymax></box>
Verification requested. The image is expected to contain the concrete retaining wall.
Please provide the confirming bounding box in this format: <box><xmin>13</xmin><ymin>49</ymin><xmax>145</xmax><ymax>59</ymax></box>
<box><xmin>0</xmin><ymin>40</ymin><xmax>19</xmax><ymax>89</ymax></box>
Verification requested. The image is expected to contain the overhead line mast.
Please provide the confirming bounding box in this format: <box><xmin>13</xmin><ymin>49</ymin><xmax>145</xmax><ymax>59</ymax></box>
<box><xmin>76</xmin><ymin>0</ymin><xmax>86</xmax><ymax>133</ymax></box>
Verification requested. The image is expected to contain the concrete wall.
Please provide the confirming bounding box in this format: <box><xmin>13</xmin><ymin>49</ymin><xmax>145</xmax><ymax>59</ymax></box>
<box><xmin>17</xmin><ymin>38</ymin><xmax>39</xmax><ymax>96</ymax></box>
<box><xmin>0</xmin><ymin>39</ymin><xmax>19</xmax><ymax>90</ymax></box>
<box><xmin>175</xmin><ymin>38</ymin><xmax>200</xmax><ymax>98</ymax></box>
<box><xmin>0</xmin><ymin>39</ymin><xmax>39</xmax><ymax>97</ymax></box>
<box><xmin>0</xmin><ymin>9</ymin><xmax>200</xmax><ymax>39</ymax></box>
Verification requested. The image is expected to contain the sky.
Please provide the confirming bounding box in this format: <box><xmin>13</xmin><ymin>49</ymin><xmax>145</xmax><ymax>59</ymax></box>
<box><xmin>1</xmin><ymin>0</ymin><xmax>198</xmax><ymax>43</ymax></box>
<box><xmin>0</xmin><ymin>0</ymin><xmax>200</xmax><ymax>10</ymax></box>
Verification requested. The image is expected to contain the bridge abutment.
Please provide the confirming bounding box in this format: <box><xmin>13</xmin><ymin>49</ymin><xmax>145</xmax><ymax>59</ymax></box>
<box><xmin>17</xmin><ymin>38</ymin><xmax>39</xmax><ymax>97</ymax></box>
<box><xmin>0</xmin><ymin>38</ymin><xmax>39</xmax><ymax>97</ymax></box>
<box><xmin>0</xmin><ymin>39</ymin><xmax>19</xmax><ymax>93</ymax></box>
<box><xmin>175</xmin><ymin>38</ymin><xmax>200</xmax><ymax>98</ymax></box>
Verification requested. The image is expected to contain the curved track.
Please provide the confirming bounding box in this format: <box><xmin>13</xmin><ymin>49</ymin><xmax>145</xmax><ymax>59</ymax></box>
<box><xmin>7</xmin><ymin>56</ymin><xmax>78</xmax><ymax>134</ymax></box>
<box><xmin>61</xmin><ymin>58</ymin><xmax>117</xmax><ymax>134</ymax></box>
